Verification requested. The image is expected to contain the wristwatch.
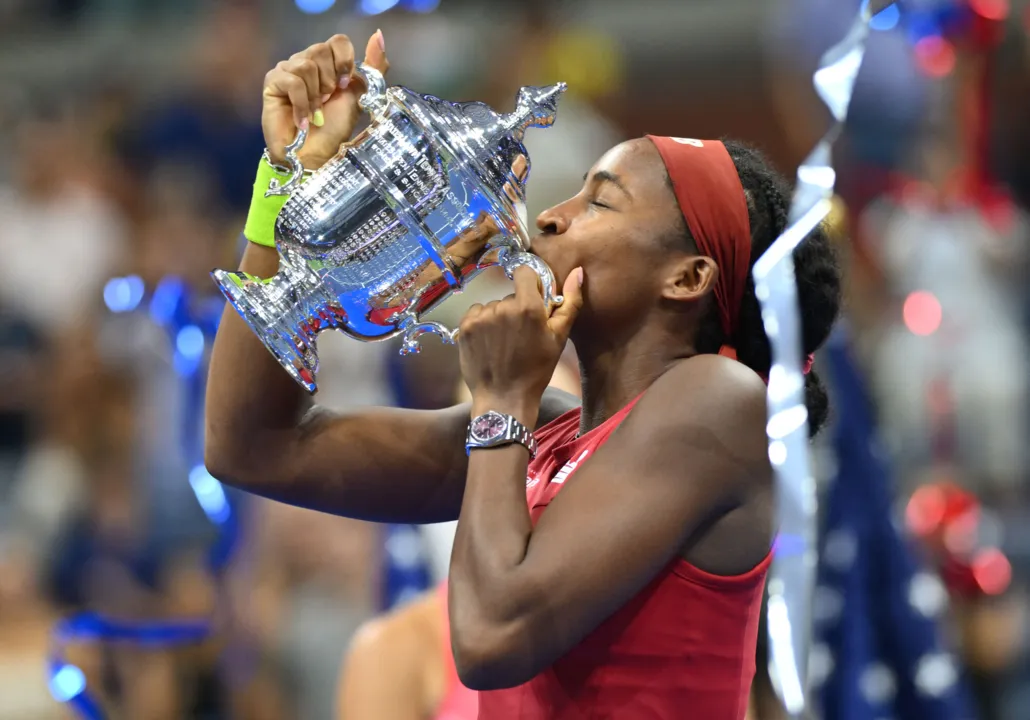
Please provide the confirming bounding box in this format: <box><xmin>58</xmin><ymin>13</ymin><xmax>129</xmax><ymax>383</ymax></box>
<box><xmin>466</xmin><ymin>411</ymin><xmax>537</xmax><ymax>458</ymax></box>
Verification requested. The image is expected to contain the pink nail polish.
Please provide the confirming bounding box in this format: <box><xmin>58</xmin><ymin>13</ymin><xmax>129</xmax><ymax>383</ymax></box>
<box><xmin>299</xmin><ymin>117</ymin><xmax>310</xmax><ymax>130</ymax></box>
<box><xmin>377</xmin><ymin>29</ymin><xmax>385</xmax><ymax>53</ymax></box>
<box><xmin>338</xmin><ymin>75</ymin><xmax>350</xmax><ymax>90</ymax></box>
<box><xmin>576</xmin><ymin>268</ymin><xmax>584</xmax><ymax>287</ymax></box>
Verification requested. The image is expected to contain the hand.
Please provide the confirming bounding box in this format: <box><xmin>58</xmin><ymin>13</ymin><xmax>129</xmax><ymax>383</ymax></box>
<box><xmin>262</xmin><ymin>31</ymin><xmax>389</xmax><ymax>170</ymax></box>
<box><xmin>459</xmin><ymin>266</ymin><xmax>584</xmax><ymax>421</ymax></box>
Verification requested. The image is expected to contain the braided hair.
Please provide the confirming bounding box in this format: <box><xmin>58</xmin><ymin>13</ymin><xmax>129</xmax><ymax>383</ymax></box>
<box><xmin>672</xmin><ymin>141</ymin><xmax>841</xmax><ymax>435</ymax></box>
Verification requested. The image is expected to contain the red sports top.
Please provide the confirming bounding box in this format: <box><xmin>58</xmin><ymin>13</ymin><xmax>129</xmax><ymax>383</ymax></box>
<box><xmin>477</xmin><ymin>397</ymin><xmax>772</xmax><ymax>720</ymax></box>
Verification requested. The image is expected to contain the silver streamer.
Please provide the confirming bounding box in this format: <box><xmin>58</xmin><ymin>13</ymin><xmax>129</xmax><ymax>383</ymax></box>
<box><xmin>754</xmin><ymin>1</ymin><xmax>876</xmax><ymax>715</ymax></box>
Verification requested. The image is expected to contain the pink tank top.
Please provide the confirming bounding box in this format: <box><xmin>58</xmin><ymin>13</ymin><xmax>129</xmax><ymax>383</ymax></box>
<box><xmin>477</xmin><ymin>397</ymin><xmax>771</xmax><ymax>720</ymax></box>
<box><xmin>435</xmin><ymin>582</ymin><xmax>479</xmax><ymax>720</ymax></box>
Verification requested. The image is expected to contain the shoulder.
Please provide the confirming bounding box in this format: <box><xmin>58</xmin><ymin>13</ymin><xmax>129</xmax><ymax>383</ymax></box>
<box><xmin>339</xmin><ymin>591</ymin><xmax>444</xmax><ymax>715</ymax></box>
<box><xmin>637</xmin><ymin>354</ymin><xmax>767</xmax><ymax>431</ymax></box>
<box><xmin>617</xmin><ymin>355</ymin><xmax>769</xmax><ymax>484</ymax></box>
<box><xmin>346</xmin><ymin>591</ymin><xmax>440</xmax><ymax>668</ymax></box>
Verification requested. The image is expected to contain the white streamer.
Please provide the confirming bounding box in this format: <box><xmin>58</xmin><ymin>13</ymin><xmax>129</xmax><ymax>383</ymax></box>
<box><xmin>754</xmin><ymin>2</ymin><xmax>877</xmax><ymax>715</ymax></box>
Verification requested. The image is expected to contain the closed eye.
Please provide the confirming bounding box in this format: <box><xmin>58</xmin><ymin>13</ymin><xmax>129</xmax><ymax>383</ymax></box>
<box><xmin>590</xmin><ymin>200</ymin><xmax>611</xmax><ymax>210</ymax></box>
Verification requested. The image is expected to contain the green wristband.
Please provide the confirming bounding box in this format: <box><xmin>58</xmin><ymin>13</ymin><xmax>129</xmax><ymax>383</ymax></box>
<box><xmin>243</xmin><ymin>157</ymin><xmax>294</xmax><ymax>248</ymax></box>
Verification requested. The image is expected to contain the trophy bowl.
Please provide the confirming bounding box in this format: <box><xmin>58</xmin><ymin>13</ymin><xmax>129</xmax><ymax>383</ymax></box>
<box><xmin>211</xmin><ymin>65</ymin><xmax>566</xmax><ymax>394</ymax></box>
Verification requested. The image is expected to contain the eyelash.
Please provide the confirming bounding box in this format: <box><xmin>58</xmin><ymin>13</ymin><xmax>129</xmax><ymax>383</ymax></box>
<box><xmin>590</xmin><ymin>200</ymin><xmax>610</xmax><ymax>210</ymax></box>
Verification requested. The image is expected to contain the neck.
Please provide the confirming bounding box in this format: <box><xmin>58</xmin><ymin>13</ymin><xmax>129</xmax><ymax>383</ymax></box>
<box><xmin>574</xmin><ymin>322</ymin><xmax>694</xmax><ymax>436</ymax></box>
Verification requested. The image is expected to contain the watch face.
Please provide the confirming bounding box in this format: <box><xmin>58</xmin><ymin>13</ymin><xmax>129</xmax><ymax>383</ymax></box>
<box><xmin>471</xmin><ymin>412</ymin><xmax>507</xmax><ymax>443</ymax></box>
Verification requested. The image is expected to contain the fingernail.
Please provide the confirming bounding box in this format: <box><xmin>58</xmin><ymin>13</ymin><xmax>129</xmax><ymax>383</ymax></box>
<box><xmin>320</xmin><ymin>92</ymin><xmax>332</xmax><ymax>104</ymax></box>
<box><xmin>299</xmin><ymin>117</ymin><xmax>310</xmax><ymax>130</ymax></box>
<box><xmin>575</xmin><ymin>268</ymin><xmax>584</xmax><ymax>287</ymax></box>
<box><xmin>312</xmin><ymin>109</ymin><xmax>325</xmax><ymax>127</ymax></box>
<box><xmin>338</xmin><ymin>75</ymin><xmax>350</xmax><ymax>90</ymax></box>
<box><xmin>376</xmin><ymin>28</ymin><xmax>385</xmax><ymax>53</ymax></box>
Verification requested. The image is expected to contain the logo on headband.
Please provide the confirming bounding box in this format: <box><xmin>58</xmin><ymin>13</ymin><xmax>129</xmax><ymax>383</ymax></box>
<box><xmin>671</xmin><ymin>138</ymin><xmax>704</xmax><ymax>147</ymax></box>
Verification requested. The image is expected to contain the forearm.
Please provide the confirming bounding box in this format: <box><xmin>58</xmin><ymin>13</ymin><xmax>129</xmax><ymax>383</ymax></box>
<box><xmin>205</xmin><ymin>242</ymin><xmax>312</xmax><ymax>477</ymax></box>
<box><xmin>448</xmin><ymin>395</ymin><xmax>540</xmax><ymax>668</ymax></box>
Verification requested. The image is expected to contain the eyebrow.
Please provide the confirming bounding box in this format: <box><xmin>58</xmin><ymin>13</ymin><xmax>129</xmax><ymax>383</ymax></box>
<box><xmin>583</xmin><ymin>170</ymin><xmax>631</xmax><ymax>198</ymax></box>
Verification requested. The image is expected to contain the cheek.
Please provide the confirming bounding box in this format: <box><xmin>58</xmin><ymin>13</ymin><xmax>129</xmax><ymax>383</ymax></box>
<box><xmin>579</xmin><ymin>243</ymin><xmax>657</xmax><ymax>316</ymax></box>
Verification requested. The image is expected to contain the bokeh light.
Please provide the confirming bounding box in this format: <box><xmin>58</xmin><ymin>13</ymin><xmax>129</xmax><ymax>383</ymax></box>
<box><xmin>295</xmin><ymin>0</ymin><xmax>336</xmax><ymax>13</ymax></box>
<box><xmin>48</xmin><ymin>665</ymin><xmax>87</xmax><ymax>703</ymax></box>
<box><xmin>971</xmin><ymin>548</ymin><xmax>1012</xmax><ymax>595</ymax></box>
<box><xmin>907</xmin><ymin>484</ymin><xmax>947</xmax><ymax>536</ymax></box>
<box><xmin>903</xmin><ymin>291</ymin><xmax>943</xmax><ymax>336</ymax></box>
<box><xmin>359</xmin><ymin>0</ymin><xmax>399</xmax><ymax>14</ymax></box>
<box><xmin>870</xmin><ymin>3</ymin><xmax>901</xmax><ymax>32</ymax></box>
<box><xmin>176</xmin><ymin>325</ymin><xmax>205</xmax><ymax>360</ymax></box>
<box><xmin>969</xmin><ymin>0</ymin><xmax>1009</xmax><ymax>21</ymax></box>
<box><xmin>102</xmin><ymin>275</ymin><xmax>145</xmax><ymax>313</ymax></box>
<box><xmin>914</xmin><ymin>36</ymin><xmax>957</xmax><ymax>77</ymax></box>
<box><xmin>188</xmin><ymin>465</ymin><xmax>231</xmax><ymax>525</ymax></box>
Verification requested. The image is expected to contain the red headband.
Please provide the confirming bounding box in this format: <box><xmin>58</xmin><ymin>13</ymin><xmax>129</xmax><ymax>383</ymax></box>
<box><xmin>647</xmin><ymin>136</ymin><xmax>815</xmax><ymax>378</ymax></box>
<box><xmin>647</xmin><ymin>136</ymin><xmax>751</xmax><ymax>343</ymax></box>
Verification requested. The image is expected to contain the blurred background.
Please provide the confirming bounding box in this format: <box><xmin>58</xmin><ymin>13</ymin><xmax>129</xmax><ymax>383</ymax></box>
<box><xmin>1</xmin><ymin>0</ymin><xmax>1030</xmax><ymax>718</ymax></box>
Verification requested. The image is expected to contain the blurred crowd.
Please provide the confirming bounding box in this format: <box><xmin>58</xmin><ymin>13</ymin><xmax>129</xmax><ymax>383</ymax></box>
<box><xmin>1</xmin><ymin>0</ymin><xmax>1030</xmax><ymax>719</ymax></box>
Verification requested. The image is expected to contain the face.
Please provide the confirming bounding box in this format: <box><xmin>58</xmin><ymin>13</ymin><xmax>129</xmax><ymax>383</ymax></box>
<box><xmin>530</xmin><ymin>138</ymin><xmax>715</xmax><ymax>339</ymax></box>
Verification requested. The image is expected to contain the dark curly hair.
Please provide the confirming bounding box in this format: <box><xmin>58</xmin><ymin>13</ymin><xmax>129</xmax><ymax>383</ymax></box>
<box><xmin>668</xmin><ymin>140</ymin><xmax>841</xmax><ymax>435</ymax></box>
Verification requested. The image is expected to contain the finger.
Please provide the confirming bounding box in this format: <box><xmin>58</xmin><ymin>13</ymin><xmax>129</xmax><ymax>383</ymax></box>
<box><xmin>512</xmin><ymin>266</ymin><xmax>544</xmax><ymax>309</ymax></box>
<box><xmin>547</xmin><ymin>267</ymin><xmax>584</xmax><ymax>339</ymax></box>
<box><xmin>462</xmin><ymin>303</ymin><xmax>484</xmax><ymax>324</ymax></box>
<box><xmin>299</xmin><ymin>42</ymin><xmax>339</xmax><ymax>97</ymax></box>
<box><xmin>264</xmin><ymin>68</ymin><xmax>312</xmax><ymax>128</ymax></box>
<box><xmin>281</xmin><ymin>58</ymin><xmax>321</xmax><ymax>113</ymax></box>
<box><xmin>363</xmin><ymin>29</ymin><xmax>390</xmax><ymax>75</ymax></box>
<box><xmin>326</xmin><ymin>34</ymin><xmax>356</xmax><ymax>88</ymax></box>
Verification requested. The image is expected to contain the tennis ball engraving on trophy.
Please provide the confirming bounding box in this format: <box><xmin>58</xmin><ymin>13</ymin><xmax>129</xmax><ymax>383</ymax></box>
<box><xmin>212</xmin><ymin>64</ymin><xmax>566</xmax><ymax>393</ymax></box>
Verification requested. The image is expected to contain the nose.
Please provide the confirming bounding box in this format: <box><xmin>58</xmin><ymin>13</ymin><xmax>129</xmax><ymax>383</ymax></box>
<box><xmin>535</xmin><ymin>205</ymin><xmax>568</xmax><ymax>235</ymax></box>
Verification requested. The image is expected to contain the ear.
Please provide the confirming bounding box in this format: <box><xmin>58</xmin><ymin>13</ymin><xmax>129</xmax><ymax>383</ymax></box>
<box><xmin>660</xmin><ymin>255</ymin><xmax>719</xmax><ymax>303</ymax></box>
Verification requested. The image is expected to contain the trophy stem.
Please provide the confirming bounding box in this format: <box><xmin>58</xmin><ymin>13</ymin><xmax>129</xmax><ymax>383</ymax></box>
<box><xmin>211</xmin><ymin>262</ymin><xmax>341</xmax><ymax>394</ymax></box>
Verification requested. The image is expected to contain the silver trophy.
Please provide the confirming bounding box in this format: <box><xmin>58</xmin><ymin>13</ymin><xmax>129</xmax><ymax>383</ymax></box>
<box><xmin>212</xmin><ymin>64</ymin><xmax>566</xmax><ymax>393</ymax></box>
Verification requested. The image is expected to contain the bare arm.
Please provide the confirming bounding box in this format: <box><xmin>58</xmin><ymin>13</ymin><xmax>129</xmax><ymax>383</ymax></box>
<box><xmin>205</xmin><ymin>244</ymin><xmax>579</xmax><ymax>523</ymax></box>
<box><xmin>449</xmin><ymin>356</ymin><xmax>770</xmax><ymax>689</ymax></box>
<box><xmin>204</xmin><ymin>34</ymin><xmax>577</xmax><ymax>522</ymax></box>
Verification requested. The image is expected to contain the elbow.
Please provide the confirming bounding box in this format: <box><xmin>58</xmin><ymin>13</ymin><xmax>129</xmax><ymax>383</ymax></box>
<box><xmin>203</xmin><ymin>442</ymin><xmax>238</xmax><ymax>487</ymax></box>
<box><xmin>451</xmin><ymin>619</ymin><xmax>534</xmax><ymax>691</ymax></box>
<box><xmin>203</xmin><ymin>433</ymin><xmax>264</xmax><ymax>491</ymax></box>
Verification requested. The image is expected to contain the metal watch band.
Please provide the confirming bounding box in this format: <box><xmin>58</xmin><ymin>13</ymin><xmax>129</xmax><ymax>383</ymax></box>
<box><xmin>466</xmin><ymin>411</ymin><xmax>538</xmax><ymax>458</ymax></box>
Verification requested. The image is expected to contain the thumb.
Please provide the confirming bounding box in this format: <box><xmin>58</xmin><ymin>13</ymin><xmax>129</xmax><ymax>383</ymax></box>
<box><xmin>363</xmin><ymin>29</ymin><xmax>390</xmax><ymax>75</ymax></box>
<box><xmin>547</xmin><ymin>267</ymin><xmax>584</xmax><ymax>340</ymax></box>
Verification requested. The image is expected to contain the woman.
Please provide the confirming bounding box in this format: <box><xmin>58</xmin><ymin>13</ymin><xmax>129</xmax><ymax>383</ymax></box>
<box><xmin>205</xmin><ymin>31</ymin><xmax>840</xmax><ymax>718</ymax></box>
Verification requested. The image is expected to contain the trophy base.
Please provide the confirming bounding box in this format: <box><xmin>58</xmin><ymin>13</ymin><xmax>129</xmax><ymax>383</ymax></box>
<box><xmin>212</xmin><ymin>267</ymin><xmax>326</xmax><ymax>394</ymax></box>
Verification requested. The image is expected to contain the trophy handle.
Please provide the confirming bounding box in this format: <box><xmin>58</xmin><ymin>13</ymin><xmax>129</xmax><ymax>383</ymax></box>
<box><xmin>499</xmin><ymin>250</ymin><xmax>564</xmax><ymax>312</ymax></box>
<box><xmin>395</xmin><ymin>251</ymin><xmax>563</xmax><ymax>357</ymax></box>
<box><xmin>398</xmin><ymin>320</ymin><xmax>457</xmax><ymax>356</ymax></box>
<box><xmin>354</xmin><ymin>63</ymin><xmax>389</xmax><ymax>117</ymax></box>
<box><xmin>265</xmin><ymin>127</ymin><xmax>309</xmax><ymax>197</ymax></box>
<box><xmin>265</xmin><ymin>63</ymin><xmax>389</xmax><ymax>199</ymax></box>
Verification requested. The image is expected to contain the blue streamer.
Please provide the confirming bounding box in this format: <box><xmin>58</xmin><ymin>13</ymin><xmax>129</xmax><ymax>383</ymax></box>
<box><xmin>48</xmin><ymin>276</ymin><xmax>238</xmax><ymax>718</ymax></box>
